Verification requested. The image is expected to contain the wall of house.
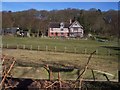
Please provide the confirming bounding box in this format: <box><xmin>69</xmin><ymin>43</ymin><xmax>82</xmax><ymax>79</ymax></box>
<box><xmin>69</xmin><ymin>28</ymin><xmax>84</xmax><ymax>37</ymax></box>
<box><xmin>48</xmin><ymin>28</ymin><xmax>69</xmax><ymax>37</ymax></box>
<box><xmin>70</xmin><ymin>28</ymin><xmax>83</xmax><ymax>32</ymax></box>
<box><xmin>70</xmin><ymin>24</ymin><xmax>81</xmax><ymax>28</ymax></box>
<box><xmin>49</xmin><ymin>28</ymin><xmax>69</xmax><ymax>33</ymax></box>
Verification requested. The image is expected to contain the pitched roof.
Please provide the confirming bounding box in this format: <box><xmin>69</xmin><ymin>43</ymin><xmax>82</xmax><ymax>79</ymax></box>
<box><xmin>49</xmin><ymin>22</ymin><xmax>70</xmax><ymax>28</ymax></box>
<box><xmin>69</xmin><ymin>20</ymin><xmax>83</xmax><ymax>28</ymax></box>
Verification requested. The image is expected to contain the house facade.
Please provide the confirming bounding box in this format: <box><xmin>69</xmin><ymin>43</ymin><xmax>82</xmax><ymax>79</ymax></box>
<box><xmin>2</xmin><ymin>27</ymin><xmax>19</xmax><ymax>35</ymax></box>
<box><xmin>2</xmin><ymin>27</ymin><xmax>29</xmax><ymax>37</ymax></box>
<box><xmin>69</xmin><ymin>21</ymin><xmax>84</xmax><ymax>38</ymax></box>
<box><xmin>48</xmin><ymin>20</ymin><xmax>84</xmax><ymax>38</ymax></box>
<box><xmin>48</xmin><ymin>22</ymin><xmax>69</xmax><ymax>37</ymax></box>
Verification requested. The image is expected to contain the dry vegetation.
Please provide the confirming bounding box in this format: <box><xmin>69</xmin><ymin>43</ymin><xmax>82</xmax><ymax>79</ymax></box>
<box><xmin>3</xmin><ymin>49</ymin><xmax>118</xmax><ymax>80</ymax></box>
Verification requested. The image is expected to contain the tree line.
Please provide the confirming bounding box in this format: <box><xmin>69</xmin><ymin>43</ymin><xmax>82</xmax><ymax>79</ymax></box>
<box><xmin>2</xmin><ymin>8</ymin><xmax>118</xmax><ymax>37</ymax></box>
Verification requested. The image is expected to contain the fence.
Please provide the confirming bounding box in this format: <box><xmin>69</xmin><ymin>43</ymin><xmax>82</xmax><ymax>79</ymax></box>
<box><xmin>1</xmin><ymin>44</ymin><xmax>117</xmax><ymax>56</ymax></box>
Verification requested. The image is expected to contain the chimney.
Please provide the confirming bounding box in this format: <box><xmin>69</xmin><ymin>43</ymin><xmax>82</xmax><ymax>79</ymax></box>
<box><xmin>70</xmin><ymin>19</ymin><xmax>72</xmax><ymax>24</ymax></box>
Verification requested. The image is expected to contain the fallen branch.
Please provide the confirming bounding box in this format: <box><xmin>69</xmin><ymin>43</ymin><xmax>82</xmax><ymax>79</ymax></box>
<box><xmin>43</xmin><ymin>64</ymin><xmax>53</xmax><ymax>80</ymax></box>
<box><xmin>93</xmin><ymin>69</ymin><xmax>114</xmax><ymax>81</ymax></box>
<box><xmin>75</xmin><ymin>51</ymin><xmax>96</xmax><ymax>88</ymax></box>
<box><xmin>91</xmin><ymin>69</ymin><xmax>95</xmax><ymax>81</ymax></box>
<box><xmin>75</xmin><ymin>51</ymin><xmax>96</xmax><ymax>82</ymax></box>
<box><xmin>46</xmin><ymin>81</ymin><xmax>58</xmax><ymax>88</ymax></box>
<box><xmin>0</xmin><ymin>60</ymin><xmax>16</xmax><ymax>87</ymax></box>
<box><xmin>93</xmin><ymin>70</ymin><xmax>114</xmax><ymax>77</ymax></box>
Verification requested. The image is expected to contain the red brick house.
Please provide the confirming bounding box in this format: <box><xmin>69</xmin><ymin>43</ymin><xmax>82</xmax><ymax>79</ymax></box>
<box><xmin>48</xmin><ymin>20</ymin><xmax>84</xmax><ymax>38</ymax></box>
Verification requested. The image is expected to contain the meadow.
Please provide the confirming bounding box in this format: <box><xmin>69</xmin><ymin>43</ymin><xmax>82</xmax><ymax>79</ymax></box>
<box><xmin>2</xmin><ymin>36</ymin><xmax>118</xmax><ymax>55</ymax></box>
<box><xmin>2</xmin><ymin>36</ymin><xmax>118</xmax><ymax>80</ymax></box>
<box><xmin>3</xmin><ymin>49</ymin><xmax>118</xmax><ymax>80</ymax></box>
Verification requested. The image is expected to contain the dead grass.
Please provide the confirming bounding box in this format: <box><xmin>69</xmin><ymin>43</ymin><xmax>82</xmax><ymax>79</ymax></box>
<box><xmin>3</xmin><ymin>49</ymin><xmax>118</xmax><ymax>80</ymax></box>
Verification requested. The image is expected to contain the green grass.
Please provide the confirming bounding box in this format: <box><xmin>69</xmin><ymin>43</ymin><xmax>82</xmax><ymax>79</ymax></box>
<box><xmin>2</xmin><ymin>36</ymin><xmax>118</xmax><ymax>55</ymax></box>
<box><xmin>2</xmin><ymin>36</ymin><xmax>118</xmax><ymax>80</ymax></box>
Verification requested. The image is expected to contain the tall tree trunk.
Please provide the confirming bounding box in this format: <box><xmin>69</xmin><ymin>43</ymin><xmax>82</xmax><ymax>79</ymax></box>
<box><xmin>37</xmin><ymin>29</ymin><xmax>39</xmax><ymax>37</ymax></box>
<box><xmin>28</xmin><ymin>28</ymin><xmax>31</xmax><ymax>37</ymax></box>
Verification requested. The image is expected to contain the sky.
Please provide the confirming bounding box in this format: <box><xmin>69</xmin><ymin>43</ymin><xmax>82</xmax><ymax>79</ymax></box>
<box><xmin>1</xmin><ymin>0</ymin><xmax>120</xmax><ymax>2</ymax></box>
<box><xmin>2</xmin><ymin>2</ymin><xmax>118</xmax><ymax>12</ymax></box>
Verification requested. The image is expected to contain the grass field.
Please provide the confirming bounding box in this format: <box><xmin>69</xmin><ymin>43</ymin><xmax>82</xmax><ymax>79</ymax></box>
<box><xmin>2</xmin><ymin>36</ymin><xmax>118</xmax><ymax>80</ymax></box>
<box><xmin>3</xmin><ymin>49</ymin><xmax>118</xmax><ymax>80</ymax></box>
<box><xmin>2</xmin><ymin>36</ymin><xmax>118</xmax><ymax>55</ymax></box>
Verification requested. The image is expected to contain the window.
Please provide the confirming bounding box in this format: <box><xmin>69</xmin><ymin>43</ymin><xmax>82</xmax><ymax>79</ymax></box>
<box><xmin>51</xmin><ymin>32</ymin><xmax>53</xmax><ymax>35</ymax></box>
<box><xmin>51</xmin><ymin>28</ymin><xmax>53</xmax><ymax>31</ymax></box>
<box><xmin>61</xmin><ymin>28</ymin><xmax>64</xmax><ymax>31</ymax></box>
<box><xmin>75</xmin><ymin>23</ymin><xmax>77</xmax><ymax>26</ymax></box>
<box><xmin>74</xmin><ymin>27</ymin><xmax>78</xmax><ymax>31</ymax></box>
<box><xmin>74</xmin><ymin>22</ymin><xmax>78</xmax><ymax>26</ymax></box>
<box><xmin>55</xmin><ymin>32</ymin><xmax>58</xmax><ymax>36</ymax></box>
<box><xmin>61</xmin><ymin>33</ymin><xmax>64</xmax><ymax>35</ymax></box>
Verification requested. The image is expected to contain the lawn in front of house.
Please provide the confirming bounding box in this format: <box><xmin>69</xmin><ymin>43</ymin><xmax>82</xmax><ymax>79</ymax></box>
<box><xmin>2</xmin><ymin>36</ymin><xmax>118</xmax><ymax>55</ymax></box>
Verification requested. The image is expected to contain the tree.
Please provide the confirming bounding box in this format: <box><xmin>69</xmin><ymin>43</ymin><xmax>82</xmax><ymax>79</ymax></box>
<box><xmin>2</xmin><ymin>8</ymin><xmax>118</xmax><ymax>37</ymax></box>
<box><xmin>2</xmin><ymin>11</ymin><xmax>14</xmax><ymax>28</ymax></box>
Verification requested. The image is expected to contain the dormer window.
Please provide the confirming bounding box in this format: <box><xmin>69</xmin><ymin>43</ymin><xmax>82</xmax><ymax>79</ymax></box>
<box><xmin>61</xmin><ymin>24</ymin><xmax>64</xmax><ymax>27</ymax></box>
<box><xmin>60</xmin><ymin>22</ymin><xmax>64</xmax><ymax>26</ymax></box>
<box><xmin>60</xmin><ymin>22</ymin><xmax>64</xmax><ymax>29</ymax></box>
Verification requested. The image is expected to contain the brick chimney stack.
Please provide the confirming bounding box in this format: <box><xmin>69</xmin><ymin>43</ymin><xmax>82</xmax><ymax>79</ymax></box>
<box><xmin>70</xmin><ymin>19</ymin><xmax>72</xmax><ymax>24</ymax></box>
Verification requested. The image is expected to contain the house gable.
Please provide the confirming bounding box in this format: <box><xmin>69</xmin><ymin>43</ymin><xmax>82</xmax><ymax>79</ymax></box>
<box><xmin>69</xmin><ymin>21</ymin><xmax>83</xmax><ymax>28</ymax></box>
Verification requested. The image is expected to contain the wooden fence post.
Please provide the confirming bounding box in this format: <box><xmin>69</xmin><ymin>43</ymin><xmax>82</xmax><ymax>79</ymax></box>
<box><xmin>74</xmin><ymin>47</ymin><xmax>77</xmax><ymax>53</ymax></box>
<box><xmin>46</xmin><ymin>45</ymin><xmax>48</xmax><ymax>51</ymax></box>
<box><xmin>64</xmin><ymin>46</ymin><xmax>67</xmax><ymax>53</ymax></box>
<box><xmin>96</xmin><ymin>49</ymin><xmax>98</xmax><ymax>55</ymax></box>
<box><xmin>1</xmin><ymin>43</ymin><xmax>3</xmax><ymax>48</ymax></box>
<box><xmin>54</xmin><ymin>46</ymin><xmax>56</xmax><ymax>52</ymax></box>
<box><xmin>6</xmin><ymin>44</ymin><xmax>8</xmax><ymax>49</ymax></box>
<box><xmin>30</xmin><ymin>45</ymin><xmax>32</xmax><ymax>50</ymax></box>
<box><xmin>91</xmin><ymin>69</ymin><xmax>95</xmax><ymax>81</ymax></box>
<box><xmin>58</xmin><ymin>72</ymin><xmax>61</xmax><ymax>81</ymax></box>
<box><xmin>23</xmin><ymin>45</ymin><xmax>25</xmax><ymax>49</ymax></box>
<box><xmin>17</xmin><ymin>45</ymin><xmax>19</xmax><ymax>49</ymax></box>
<box><xmin>84</xmin><ymin>48</ymin><xmax>87</xmax><ymax>54</ymax></box>
<box><xmin>38</xmin><ymin>45</ymin><xmax>40</xmax><ymax>51</ymax></box>
<box><xmin>108</xmin><ymin>49</ymin><xmax>111</xmax><ymax>56</ymax></box>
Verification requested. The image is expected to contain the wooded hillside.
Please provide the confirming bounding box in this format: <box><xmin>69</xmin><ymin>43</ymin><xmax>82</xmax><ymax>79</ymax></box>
<box><xmin>2</xmin><ymin>8</ymin><xmax>118</xmax><ymax>37</ymax></box>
